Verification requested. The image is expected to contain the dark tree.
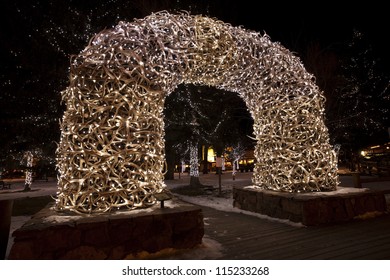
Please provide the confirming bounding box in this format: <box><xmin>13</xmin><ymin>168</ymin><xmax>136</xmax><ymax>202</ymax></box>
<box><xmin>0</xmin><ymin>0</ymin><xmax>187</xmax><ymax>174</ymax></box>
<box><xmin>298</xmin><ymin>29</ymin><xmax>389</xmax><ymax>168</ymax></box>
<box><xmin>328</xmin><ymin>30</ymin><xmax>390</xmax><ymax>150</ymax></box>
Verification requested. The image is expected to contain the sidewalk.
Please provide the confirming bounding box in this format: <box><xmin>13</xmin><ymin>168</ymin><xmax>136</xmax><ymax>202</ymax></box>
<box><xmin>164</xmin><ymin>170</ymin><xmax>390</xmax><ymax>192</ymax></box>
<box><xmin>0</xmin><ymin>178</ymin><xmax>58</xmax><ymax>201</ymax></box>
<box><xmin>2</xmin><ymin>171</ymin><xmax>389</xmax><ymax>200</ymax></box>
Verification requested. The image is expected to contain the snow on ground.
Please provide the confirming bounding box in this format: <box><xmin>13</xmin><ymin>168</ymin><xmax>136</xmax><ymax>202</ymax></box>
<box><xmin>244</xmin><ymin>185</ymin><xmax>370</xmax><ymax>195</ymax></box>
<box><xmin>173</xmin><ymin>192</ymin><xmax>305</xmax><ymax>227</ymax></box>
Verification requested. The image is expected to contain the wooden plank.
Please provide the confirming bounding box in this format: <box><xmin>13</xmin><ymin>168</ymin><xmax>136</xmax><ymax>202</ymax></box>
<box><xmin>200</xmin><ymin>205</ymin><xmax>390</xmax><ymax>259</ymax></box>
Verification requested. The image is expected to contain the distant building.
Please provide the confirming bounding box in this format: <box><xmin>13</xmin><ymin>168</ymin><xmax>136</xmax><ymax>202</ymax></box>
<box><xmin>359</xmin><ymin>142</ymin><xmax>390</xmax><ymax>176</ymax></box>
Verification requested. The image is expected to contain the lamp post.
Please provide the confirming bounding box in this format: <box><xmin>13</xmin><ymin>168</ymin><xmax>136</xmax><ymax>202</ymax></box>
<box><xmin>216</xmin><ymin>157</ymin><xmax>222</xmax><ymax>196</ymax></box>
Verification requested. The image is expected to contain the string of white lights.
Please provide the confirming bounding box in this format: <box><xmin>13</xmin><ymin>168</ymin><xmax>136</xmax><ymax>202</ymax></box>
<box><xmin>56</xmin><ymin>11</ymin><xmax>339</xmax><ymax>213</ymax></box>
<box><xmin>24</xmin><ymin>151</ymin><xmax>33</xmax><ymax>188</ymax></box>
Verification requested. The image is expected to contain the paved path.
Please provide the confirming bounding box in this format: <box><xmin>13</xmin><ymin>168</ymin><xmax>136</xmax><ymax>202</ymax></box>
<box><xmin>1</xmin><ymin>170</ymin><xmax>389</xmax><ymax>200</ymax></box>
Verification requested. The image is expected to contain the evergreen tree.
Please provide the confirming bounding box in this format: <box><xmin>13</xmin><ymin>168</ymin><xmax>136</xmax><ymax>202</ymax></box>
<box><xmin>329</xmin><ymin>30</ymin><xmax>390</xmax><ymax>151</ymax></box>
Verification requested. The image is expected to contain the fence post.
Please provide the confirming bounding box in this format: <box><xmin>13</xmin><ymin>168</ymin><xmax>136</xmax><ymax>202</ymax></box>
<box><xmin>352</xmin><ymin>172</ymin><xmax>362</xmax><ymax>188</ymax></box>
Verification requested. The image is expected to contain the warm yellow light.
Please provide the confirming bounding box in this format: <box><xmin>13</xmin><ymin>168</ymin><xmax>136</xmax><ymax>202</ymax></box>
<box><xmin>207</xmin><ymin>148</ymin><xmax>215</xmax><ymax>162</ymax></box>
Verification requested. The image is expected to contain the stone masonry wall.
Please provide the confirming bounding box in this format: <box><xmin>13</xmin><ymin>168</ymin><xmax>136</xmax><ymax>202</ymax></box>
<box><xmin>233</xmin><ymin>186</ymin><xmax>388</xmax><ymax>226</ymax></box>
<box><xmin>9</xmin><ymin>200</ymin><xmax>204</xmax><ymax>259</ymax></box>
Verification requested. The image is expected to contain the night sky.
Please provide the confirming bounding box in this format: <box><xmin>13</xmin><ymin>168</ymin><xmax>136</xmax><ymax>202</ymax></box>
<box><xmin>2</xmin><ymin>1</ymin><xmax>389</xmax><ymax>90</ymax></box>
<box><xmin>2</xmin><ymin>1</ymin><xmax>389</xmax><ymax>75</ymax></box>
<box><xmin>0</xmin><ymin>0</ymin><xmax>389</xmax><ymax>158</ymax></box>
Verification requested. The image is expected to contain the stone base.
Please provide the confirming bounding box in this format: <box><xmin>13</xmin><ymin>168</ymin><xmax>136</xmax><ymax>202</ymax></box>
<box><xmin>8</xmin><ymin>199</ymin><xmax>204</xmax><ymax>259</ymax></box>
<box><xmin>233</xmin><ymin>186</ymin><xmax>388</xmax><ymax>226</ymax></box>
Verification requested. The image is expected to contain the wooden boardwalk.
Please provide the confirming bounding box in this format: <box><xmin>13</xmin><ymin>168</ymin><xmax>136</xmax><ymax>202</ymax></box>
<box><xmin>200</xmin><ymin>205</ymin><xmax>390</xmax><ymax>260</ymax></box>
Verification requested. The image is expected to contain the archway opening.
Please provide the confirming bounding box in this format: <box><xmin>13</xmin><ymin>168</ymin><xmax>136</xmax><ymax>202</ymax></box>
<box><xmin>163</xmin><ymin>83</ymin><xmax>254</xmax><ymax>183</ymax></box>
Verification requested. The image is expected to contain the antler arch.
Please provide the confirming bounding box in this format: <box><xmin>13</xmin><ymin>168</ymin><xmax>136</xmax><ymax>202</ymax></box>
<box><xmin>56</xmin><ymin>11</ymin><xmax>338</xmax><ymax>214</ymax></box>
